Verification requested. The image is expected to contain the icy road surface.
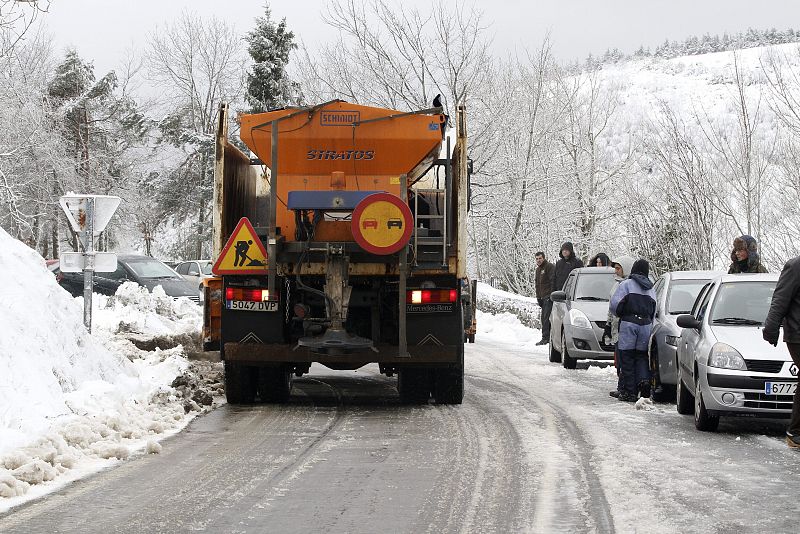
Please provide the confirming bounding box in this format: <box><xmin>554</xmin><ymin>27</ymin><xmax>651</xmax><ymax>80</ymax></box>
<box><xmin>1</xmin><ymin>334</ymin><xmax>798</xmax><ymax>532</ymax></box>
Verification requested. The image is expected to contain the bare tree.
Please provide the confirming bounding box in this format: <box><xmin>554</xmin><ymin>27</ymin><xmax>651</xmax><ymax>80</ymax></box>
<box><xmin>148</xmin><ymin>11</ymin><xmax>247</xmax><ymax>259</ymax></box>
<box><xmin>0</xmin><ymin>0</ymin><xmax>49</xmax><ymax>60</ymax></box>
<box><xmin>553</xmin><ymin>67</ymin><xmax>630</xmax><ymax>261</ymax></box>
<box><xmin>625</xmin><ymin>101</ymin><xmax>718</xmax><ymax>272</ymax></box>
<box><xmin>696</xmin><ymin>51</ymin><xmax>775</xmax><ymax>242</ymax></box>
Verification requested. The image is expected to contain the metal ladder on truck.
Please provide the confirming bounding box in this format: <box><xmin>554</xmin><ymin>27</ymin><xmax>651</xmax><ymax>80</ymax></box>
<box><xmin>412</xmin><ymin>188</ymin><xmax>447</xmax><ymax>268</ymax></box>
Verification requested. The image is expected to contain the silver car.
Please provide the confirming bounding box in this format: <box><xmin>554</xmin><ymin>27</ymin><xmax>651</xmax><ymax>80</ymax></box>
<box><xmin>549</xmin><ymin>267</ymin><xmax>617</xmax><ymax>369</ymax></box>
<box><xmin>675</xmin><ymin>273</ymin><xmax>799</xmax><ymax>431</ymax></box>
<box><xmin>175</xmin><ymin>260</ymin><xmax>213</xmax><ymax>298</ymax></box>
<box><xmin>649</xmin><ymin>270</ymin><xmax>724</xmax><ymax>400</ymax></box>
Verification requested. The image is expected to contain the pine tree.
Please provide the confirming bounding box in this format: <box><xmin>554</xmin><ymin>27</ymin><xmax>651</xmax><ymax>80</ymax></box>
<box><xmin>245</xmin><ymin>3</ymin><xmax>298</xmax><ymax>113</ymax></box>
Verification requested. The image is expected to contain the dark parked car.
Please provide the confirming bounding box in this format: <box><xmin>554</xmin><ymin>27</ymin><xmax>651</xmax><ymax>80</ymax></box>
<box><xmin>52</xmin><ymin>254</ymin><xmax>200</xmax><ymax>304</ymax></box>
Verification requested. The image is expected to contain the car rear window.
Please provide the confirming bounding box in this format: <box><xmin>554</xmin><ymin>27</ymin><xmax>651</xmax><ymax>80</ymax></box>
<box><xmin>574</xmin><ymin>273</ymin><xmax>615</xmax><ymax>301</ymax></box>
<box><xmin>666</xmin><ymin>280</ymin><xmax>708</xmax><ymax>314</ymax></box>
<box><xmin>125</xmin><ymin>259</ymin><xmax>181</xmax><ymax>279</ymax></box>
<box><xmin>710</xmin><ymin>281</ymin><xmax>776</xmax><ymax>325</ymax></box>
<box><xmin>201</xmin><ymin>262</ymin><xmax>213</xmax><ymax>275</ymax></box>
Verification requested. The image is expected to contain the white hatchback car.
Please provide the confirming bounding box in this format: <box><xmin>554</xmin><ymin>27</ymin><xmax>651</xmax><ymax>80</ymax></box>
<box><xmin>174</xmin><ymin>260</ymin><xmax>213</xmax><ymax>296</ymax></box>
<box><xmin>675</xmin><ymin>274</ymin><xmax>798</xmax><ymax>431</ymax></box>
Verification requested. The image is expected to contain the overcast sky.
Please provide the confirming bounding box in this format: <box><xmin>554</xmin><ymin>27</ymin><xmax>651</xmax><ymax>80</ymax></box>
<box><xmin>41</xmin><ymin>0</ymin><xmax>800</xmax><ymax>75</ymax></box>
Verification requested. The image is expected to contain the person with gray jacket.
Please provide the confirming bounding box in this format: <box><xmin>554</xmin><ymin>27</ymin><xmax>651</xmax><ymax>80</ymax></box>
<box><xmin>763</xmin><ymin>255</ymin><xmax>800</xmax><ymax>449</ymax></box>
<box><xmin>605</xmin><ymin>255</ymin><xmax>635</xmax><ymax>398</ymax></box>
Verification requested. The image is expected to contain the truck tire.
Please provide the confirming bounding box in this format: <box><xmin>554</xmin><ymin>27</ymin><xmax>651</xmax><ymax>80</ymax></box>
<box><xmin>398</xmin><ymin>368</ymin><xmax>431</xmax><ymax>405</ymax></box>
<box><xmin>434</xmin><ymin>340</ymin><xmax>465</xmax><ymax>405</ymax></box>
<box><xmin>259</xmin><ymin>366</ymin><xmax>292</xmax><ymax>403</ymax></box>
<box><xmin>224</xmin><ymin>361</ymin><xmax>258</xmax><ymax>404</ymax></box>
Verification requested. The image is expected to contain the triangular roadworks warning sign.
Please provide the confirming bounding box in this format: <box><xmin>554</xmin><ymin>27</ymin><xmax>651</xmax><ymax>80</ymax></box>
<box><xmin>212</xmin><ymin>217</ymin><xmax>268</xmax><ymax>275</ymax></box>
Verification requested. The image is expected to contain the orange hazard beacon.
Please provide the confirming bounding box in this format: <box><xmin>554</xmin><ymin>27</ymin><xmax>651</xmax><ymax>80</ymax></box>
<box><xmin>203</xmin><ymin>98</ymin><xmax>474</xmax><ymax>405</ymax></box>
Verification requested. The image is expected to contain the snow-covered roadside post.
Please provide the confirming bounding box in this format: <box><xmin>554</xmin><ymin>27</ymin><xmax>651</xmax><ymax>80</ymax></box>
<box><xmin>58</xmin><ymin>194</ymin><xmax>121</xmax><ymax>332</ymax></box>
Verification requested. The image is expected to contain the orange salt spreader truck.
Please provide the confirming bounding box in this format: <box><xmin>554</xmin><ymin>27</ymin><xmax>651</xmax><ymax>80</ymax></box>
<box><xmin>203</xmin><ymin>100</ymin><xmax>473</xmax><ymax>404</ymax></box>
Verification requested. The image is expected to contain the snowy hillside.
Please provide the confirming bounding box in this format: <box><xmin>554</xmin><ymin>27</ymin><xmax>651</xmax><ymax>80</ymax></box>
<box><xmin>0</xmin><ymin>229</ymin><xmax>222</xmax><ymax>512</ymax></box>
<box><xmin>602</xmin><ymin>42</ymin><xmax>792</xmax><ymax>130</ymax></box>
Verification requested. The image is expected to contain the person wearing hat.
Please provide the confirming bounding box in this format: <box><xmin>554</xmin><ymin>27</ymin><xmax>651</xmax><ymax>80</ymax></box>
<box><xmin>605</xmin><ymin>255</ymin><xmax>635</xmax><ymax>398</ymax></box>
<box><xmin>728</xmin><ymin>235</ymin><xmax>767</xmax><ymax>274</ymax></box>
<box><xmin>609</xmin><ymin>259</ymin><xmax>657</xmax><ymax>402</ymax></box>
<box><xmin>551</xmin><ymin>241</ymin><xmax>584</xmax><ymax>291</ymax></box>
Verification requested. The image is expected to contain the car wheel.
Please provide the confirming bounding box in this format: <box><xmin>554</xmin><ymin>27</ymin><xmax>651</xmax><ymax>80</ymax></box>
<box><xmin>549</xmin><ymin>331</ymin><xmax>562</xmax><ymax>363</ymax></box>
<box><xmin>650</xmin><ymin>343</ymin><xmax>674</xmax><ymax>403</ymax></box>
<box><xmin>562</xmin><ymin>330</ymin><xmax>577</xmax><ymax>370</ymax></box>
<box><xmin>694</xmin><ymin>379</ymin><xmax>720</xmax><ymax>431</ymax></box>
<box><xmin>676</xmin><ymin>359</ymin><xmax>694</xmax><ymax>415</ymax></box>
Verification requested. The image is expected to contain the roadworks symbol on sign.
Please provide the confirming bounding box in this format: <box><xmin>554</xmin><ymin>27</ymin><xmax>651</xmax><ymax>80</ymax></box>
<box><xmin>212</xmin><ymin>217</ymin><xmax>268</xmax><ymax>275</ymax></box>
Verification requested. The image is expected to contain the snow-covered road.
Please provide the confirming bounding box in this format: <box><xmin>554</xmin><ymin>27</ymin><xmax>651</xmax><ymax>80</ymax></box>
<box><xmin>1</xmin><ymin>314</ymin><xmax>797</xmax><ymax>533</ymax></box>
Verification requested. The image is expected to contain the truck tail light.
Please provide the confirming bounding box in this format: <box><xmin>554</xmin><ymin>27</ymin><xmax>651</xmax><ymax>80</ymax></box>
<box><xmin>225</xmin><ymin>287</ymin><xmax>271</xmax><ymax>301</ymax></box>
<box><xmin>406</xmin><ymin>289</ymin><xmax>458</xmax><ymax>304</ymax></box>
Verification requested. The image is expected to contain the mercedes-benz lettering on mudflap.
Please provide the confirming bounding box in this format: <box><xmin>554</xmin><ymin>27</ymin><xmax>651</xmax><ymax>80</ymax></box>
<box><xmin>203</xmin><ymin>100</ymin><xmax>474</xmax><ymax>405</ymax></box>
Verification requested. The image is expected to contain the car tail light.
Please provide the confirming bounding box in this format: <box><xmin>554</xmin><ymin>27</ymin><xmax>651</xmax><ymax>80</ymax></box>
<box><xmin>225</xmin><ymin>287</ymin><xmax>271</xmax><ymax>301</ymax></box>
<box><xmin>406</xmin><ymin>289</ymin><xmax>458</xmax><ymax>304</ymax></box>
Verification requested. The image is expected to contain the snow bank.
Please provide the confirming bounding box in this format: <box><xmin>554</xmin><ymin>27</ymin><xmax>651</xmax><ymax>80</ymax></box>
<box><xmin>0</xmin><ymin>229</ymin><xmax>221</xmax><ymax>512</ymax></box>
<box><xmin>475</xmin><ymin>282</ymin><xmax>545</xmax><ymax>351</ymax></box>
<box><xmin>477</xmin><ymin>282</ymin><xmax>541</xmax><ymax>329</ymax></box>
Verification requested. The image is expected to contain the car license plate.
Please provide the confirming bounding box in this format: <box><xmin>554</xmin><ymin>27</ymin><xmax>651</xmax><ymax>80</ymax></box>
<box><xmin>226</xmin><ymin>300</ymin><xmax>278</xmax><ymax>312</ymax></box>
<box><xmin>764</xmin><ymin>382</ymin><xmax>797</xmax><ymax>395</ymax></box>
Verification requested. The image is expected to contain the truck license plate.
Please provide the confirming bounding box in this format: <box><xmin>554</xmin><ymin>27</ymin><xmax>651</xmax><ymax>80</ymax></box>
<box><xmin>226</xmin><ymin>300</ymin><xmax>278</xmax><ymax>312</ymax></box>
<box><xmin>764</xmin><ymin>382</ymin><xmax>797</xmax><ymax>395</ymax></box>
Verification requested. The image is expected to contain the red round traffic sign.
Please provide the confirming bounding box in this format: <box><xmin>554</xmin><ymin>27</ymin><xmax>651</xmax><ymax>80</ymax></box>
<box><xmin>351</xmin><ymin>193</ymin><xmax>413</xmax><ymax>255</ymax></box>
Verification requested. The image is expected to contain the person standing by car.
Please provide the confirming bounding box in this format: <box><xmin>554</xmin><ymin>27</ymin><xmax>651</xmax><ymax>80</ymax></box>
<box><xmin>610</xmin><ymin>259</ymin><xmax>657</xmax><ymax>402</ymax></box>
<box><xmin>762</xmin><ymin>255</ymin><xmax>800</xmax><ymax>449</ymax></box>
<box><xmin>728</xmin><ymin>235</ymin><xmax>768</xmax><ymax>274</ymax></box>
<box><xmin>590</xmin><ymin>252</ymin><xmax>611</xmax><ymax>267</ymax></box>
<box><xmin>605</xmin><ymin>255</ymin><xmax>635</xmax><ymax>398</ymax></box>
<box><xmin>534</xmin><ymin>252</ymin><xmax>555</xmax><ymax>346</ymax></box>
<box><xmin>552</xmin><ymin>242</ymin><xmax>584</xmax><ymax>291</ymax></box>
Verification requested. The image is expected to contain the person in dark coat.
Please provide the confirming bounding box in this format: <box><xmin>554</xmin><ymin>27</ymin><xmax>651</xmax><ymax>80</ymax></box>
<box><xmin>728</xmin><ymin>235</ymin><xmax>768</xmax><ymax>274</ymax></box>
<box><xmin>534</xmin><ymin>251</ymin><xmax>555</xmax><ymax>345</ymax></box>
<box><xmin>590</xmin><ymin>252</ymin><xmax>611</xmax><ymax>267</ymax></box>
<box><xmin>609</xmin><ymin>259</ymin><xmax>656</xmax><ymax>402</ymax></box>
<box><xmin>762</xmin><ymin>255</ymin><xmax>800</xmax><ymax>449</ymax></box>
<box><xmin>551</xmin><ymin>242</ymin><xmax>584</xmax><ymax>291</ymax></box>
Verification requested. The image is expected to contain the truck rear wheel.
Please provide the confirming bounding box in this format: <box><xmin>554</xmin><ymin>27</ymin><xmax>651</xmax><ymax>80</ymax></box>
<box><xmin>398</xmin><ymin>368</ymin><xmax>431</xmax><ymax>405</ymax></box>
<box><xmin>258</xmin><ymin>366</ymin><xmax>292</xmax><ymax>403</ymax></box>
<box><xmin>434</xmin><ymin>365</ymin><xmax>463</xmax><ymax>404</ymax></box>
<box><xmin>224</xmin><ymin>361</ymin><xmax>258</xmax><ymax>404</ymax></box>
<box><xmin>434</xmin><ymin>338</ymin><xmax>464</xmax><ymax>404</ymax></box>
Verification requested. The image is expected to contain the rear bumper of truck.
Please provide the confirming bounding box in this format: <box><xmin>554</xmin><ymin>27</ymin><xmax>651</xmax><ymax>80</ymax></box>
<box><xmin>223</xmin><ymin>342</ymin><xmax>461</xmax><ymax>365</ymax></box>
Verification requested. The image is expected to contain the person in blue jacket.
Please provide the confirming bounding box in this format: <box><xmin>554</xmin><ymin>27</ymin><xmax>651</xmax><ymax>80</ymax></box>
<box><xmin>609</xmin><ymin>259</ymin><xmax>656</xmax><ymax>402</ymax></box>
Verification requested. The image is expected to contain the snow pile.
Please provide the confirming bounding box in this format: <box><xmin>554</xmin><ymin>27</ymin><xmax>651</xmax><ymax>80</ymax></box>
<box><xmin>0</xmin><ymin>228</ymin><xmax>221</xmax><ymax>511</ymax></box>
<box><xmin>94</xmin><ymin>282</ymin><xmax>201</xmax><ymax>339</ymax></box>
<box><xmin>475</xmin><ymin>283</ymin><xmax>544</xmax><ymax>350</ymax></box>
<box><xmin>477</xmin><ymin>282</ymin><xmax>541</xmax><ymax>329</ymax></box>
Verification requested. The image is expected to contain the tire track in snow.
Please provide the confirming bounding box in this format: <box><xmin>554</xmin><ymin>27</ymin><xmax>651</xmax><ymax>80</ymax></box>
<box><xmin>262</xmin><ymin>377</ymin><xmax>346</xmax><ymax>487</ymax></box>
<box><xmin>413</xmin><ymin>387</ymin><xmax>527</xmax><ymax>534</ymax></box>
<box><xmin>466</xmin><ymin>373</ymin><xmax>616</xmax><ymax>534</ymax></box>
